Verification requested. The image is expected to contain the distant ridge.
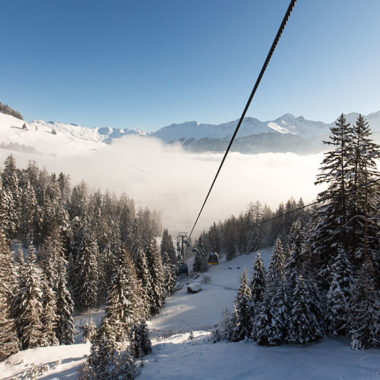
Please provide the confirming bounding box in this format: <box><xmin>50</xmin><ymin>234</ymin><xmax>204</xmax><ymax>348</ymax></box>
<box><xmin>1</xmin><ymin>110</ymin><xmax>379</xmax><ymax>156</ymax></box>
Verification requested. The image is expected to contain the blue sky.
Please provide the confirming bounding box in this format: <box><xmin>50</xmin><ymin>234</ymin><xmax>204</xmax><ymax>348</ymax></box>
<box><xmin>1</xmin><ymin>0</ymin><xmax>379</xmax><ymax>131</ymax></box>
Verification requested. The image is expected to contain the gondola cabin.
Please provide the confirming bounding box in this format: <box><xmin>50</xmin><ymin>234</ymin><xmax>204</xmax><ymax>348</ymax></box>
<box><xmin>208</xmin><ymin>252</ymin><xmax>219</xmax><ymax>265</ymax></box>
<box><xmin>177</xmin><ymin>263</ymin><xmax>189</xmax><ymax>276</ymax></box>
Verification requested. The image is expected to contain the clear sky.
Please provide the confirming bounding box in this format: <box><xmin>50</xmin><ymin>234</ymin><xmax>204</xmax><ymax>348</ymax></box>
<box><xmin>1</xmin><ymin>0</ymin><xmax>379</xmax><ymax>131</ymax></box>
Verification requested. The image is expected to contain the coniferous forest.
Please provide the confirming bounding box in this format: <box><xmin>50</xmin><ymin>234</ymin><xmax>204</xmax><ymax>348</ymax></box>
<box><xmin>0</xmin><ymin>156</ymin><xmax>177</xmax><ymax>377</ymax></box>
<box><xmin>208</xmin><ymin>114</ymin><xmax>380</xmax><ymax>350</ymax></box>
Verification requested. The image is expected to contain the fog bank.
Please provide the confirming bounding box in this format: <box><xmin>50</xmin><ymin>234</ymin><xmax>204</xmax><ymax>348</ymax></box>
<box><xmin>0</xmin><ymin>135</ymin><xmax>324</xmax><ymax>236</ymax></box>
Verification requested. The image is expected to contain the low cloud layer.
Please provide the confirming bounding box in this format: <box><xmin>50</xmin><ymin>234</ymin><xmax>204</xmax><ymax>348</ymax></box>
<box><xmin>1</xmin><ymin>135</ymin><xmax>324</xmax><ymax>236</ymax></box>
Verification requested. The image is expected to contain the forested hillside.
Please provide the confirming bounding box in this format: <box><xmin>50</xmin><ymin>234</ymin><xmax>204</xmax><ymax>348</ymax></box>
<box><xmin>197</xmin><ymin>114</ymin><xmax>380</xmax><ymax>350</ymax></box>
<box><xmin>0</xmin><ymin>156</ymin><xmax>177</xmax><ymax>376</ymax></box>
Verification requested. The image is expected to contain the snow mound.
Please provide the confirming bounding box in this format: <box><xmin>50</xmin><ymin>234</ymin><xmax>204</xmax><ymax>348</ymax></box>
<box><xmin>0</xmin><ymin>343</ymin><xmax>90</xmax><ymax>379</ymax></box>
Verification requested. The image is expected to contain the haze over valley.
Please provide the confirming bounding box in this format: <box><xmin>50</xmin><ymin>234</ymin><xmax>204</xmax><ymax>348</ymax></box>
<box><xmin>0</xmin><ymin>110</ymin><xmax>351</xmax><ymax>234</ymax></box>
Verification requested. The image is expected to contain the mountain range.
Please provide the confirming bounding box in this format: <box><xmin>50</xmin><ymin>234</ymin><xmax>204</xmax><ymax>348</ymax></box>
<box><xmin>1</xmin><ymin>110</ymin><xmax>379</xmax><ymax>157</ymax></box>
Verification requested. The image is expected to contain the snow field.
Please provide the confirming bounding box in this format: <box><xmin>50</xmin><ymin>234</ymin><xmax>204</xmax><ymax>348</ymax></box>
<box><xmin>0</xmin><ymin>343</ymin><xmax>90</xmax><ymax>380</ymax></box>
<box><xmin>148</xmin><ymin>248</ymin><xmax>273</xmax><ymax>335</ymax></box>
<box><xmin>141</xmin><ymin>333</ymin><xmax>380</xmax><ymax>380</ymax></box>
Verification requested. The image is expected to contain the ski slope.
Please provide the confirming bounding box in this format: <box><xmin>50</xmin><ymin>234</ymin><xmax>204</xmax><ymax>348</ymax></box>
<box><xmin>148</xmin><ymin>248</ymin><xmax>273</xmax><ymax>335</ymax></box>
<box><xmin>1</xmin><ymin>249</ymin><xmax>379</xmax><ymax>379</ymax></box>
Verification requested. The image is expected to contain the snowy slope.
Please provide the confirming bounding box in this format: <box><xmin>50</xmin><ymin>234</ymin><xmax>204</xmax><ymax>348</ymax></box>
<box><xmin>148</xmin><ymin>248</ymin><xmax>273</xmax><ymax>334</ymax></box>
<box><xmin>141</xmin><ymin>333</ymin><xmax>380</xmax><ymax>380</ymax></box>
<box><xmin>0</xmin><ymin>113</ymin><xmax>106</xmax><ymax>158</ymax></box>
<box><xmin>143</xmin><ymin>249</ymin><xmax>380</xmax><ymax>379</ymax></box>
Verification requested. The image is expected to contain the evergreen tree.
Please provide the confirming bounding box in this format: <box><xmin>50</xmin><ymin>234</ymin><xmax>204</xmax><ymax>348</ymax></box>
<box><xmin>40</xmin><ymin>274</ymin><xmax>58</xmax><ymax>346</ymax></box>
<box><xmin>350</xmin><ymin>256</ymin><xmax>380</xmax><ymax>349</ymax></box>
<box><xmin>285</xmin><ymin>220</ymin><xmax>305</xmax><ymax>285</ymax></box>
<box><xmin>82</xmin><ymin>319</ymin><xmax>97</xmax><ymax>343</ymax></box>
<box><xmin>233</xmin><ymin>269</ymin><xmax>252</xmax><ymax>341</ymax></box>
<box><xmin>74</xmin><ymin>224</ymin><xmax>99</xmax><ymax>312</ymax></box>
<box><xmin>162</xmin><ymin>252</ymin><xmax>177</xmax><ymax>297</ymax></box>
<box><xmin>134</xmin><ymin>247</ymin><xmax>153</xmax><ymax>319</ymax></box>
<box><xmin>311</xmin><ymin>114</ymin><xmax>352</xmax><ymax>288</ymax></box>
<box><xmin>0</xmin><ymin>170</ymin><xmax>17</xmax><ymax>239</ymax></box>
<box><xmin>287</xmin><ymin>275</ymin><xmax>324</xmax><ymax>344</ymax></box>
<box><xmin>83</xmin><ymin>318</ymin><xmax>136</xmax><ymax>380</ymax></box>
<box><xmin>255</xmin><ymin>282</ymin><xmax>289</xmax><ymax>346</ymax></box>
<box><xmin>105</xmin><ymin>247</ymin><xmax>144</xmax><ymax>341</ymax></box>
<box><xmin>39</xmin><ymin>228</ymin><xmax>67</xmax><ymax>289</ymax></box>
<box><xmin>325</xmin><ymin>246</ymin><xmax>353</xmax><ymax>335</ymax></box>
<box><xmin>346</xmin><ymin>115</ymin><xmax>380</xmax><ymax>267</ymax></box>
<box><xmin>129</xmin><ymin>320</ymin><xmax>152</xmax><ymax>358</ymax></box>
<box><xmin>145</xmin><ymin>241</ymin><xmax>165</xmax><ymax>315</ymax></box>
<box><xmin>160</xmin><ymin>229</ymin><xmax>176</xmax><ymax>264</ymax></box>
<box><xmin>55</xmin><ymin>258</ymin><xmax>74</xmax><ymax>345</ymax></box>
<box><xmin>119</xmin><ymin>201</ymin><xmax>136</xmax><ymax>251</ymax></box>
<box><xmin>212</xmin><ymin>309</ymin><xmax>231</xmax><ymax>342</ymax></box>
<box><xmin>3</xmin><ymin>156</ymin><xmax>21</xmax><ymax>234</ymax></box>
<box><xmin>19</xmin><ymin>180</ymin><xmax>37</xmax><ymax>246</ymax></box>
<box><xmin>266</xmin><ymin>238</ymin><xmax>285</xmax><ymax>293</ymax></box>
<box><xmin>193</xmin><ymin>240</ymin><xmax>208</xmax><ymax>273</ymax></box>
<box><xmin>16</xmin><ymin>244</ymin><xmax>44</xmax><ymax>349</ymax></box>
<box><xmin>0</xmin><ymin>230</ymin><xmax>19</xmax><ymax>359</ymax></box>
<box><xmin>254</xmin><ymin>238</ymin><xmax>288</xmax><ymax>345</ymax></box>
<box><xmin>249</xmin><ymin>253</ymin><xmax>266</xmax><ymax>325</ymax></box>
<box><xmin>227</xmin><ymin>305</ymin><xmax>240</xmax><ymax>342</ymax></box>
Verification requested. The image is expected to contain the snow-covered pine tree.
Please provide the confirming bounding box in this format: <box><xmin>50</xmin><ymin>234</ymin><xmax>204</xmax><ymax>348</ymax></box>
<box><xmin>41</xmin><ymin>180</ymin><xmax>70</xmax><ymax>246</ymax></box>
<box><xmin>73</xmin><ymin>223</ymin><xmax>99</xmax><ymax>312</ymax></box>
<box><xmin>228</xmin><ymin>305</ymin><xmax>240</xmax><ymax>342</ymax></box>
<box><xmin>39</xmin><ymin>228</ymin><xmax>66</xmax><ymax>287</ymax></box>
<box><xmin>0</xmin><ymin>168</ymin><xmax>17</xmax><ymax>240</ymax></box>
<box><xmin>310</xmin><ymin>114</ymin><xmax>352</xmax><ymax>289</ymax></box>
<box><xmin>119</xmin><ymin>200</ymin><xmax>136</xmax><ymax>252</ymax></box>
<box><xmin>40</xmin><ymin>274</ymin><xmax>59</xmax><ymax>346</ymax></box>
<box><xmin>16</xmin><ymin>243</ymin><xmax>44</xmax><ymax>349</ymax></box>
<box><xmin>256</xmin><ymin>281</ymin><xmax>290</xmax><ymax>346</ymax></box>
<box><xmin>160</xmin><ymin>229</ymin><xmax>176</xmax><ymax>264</ymax></box>
<box><xmin>266</xmin><ymin>238</ymin><xmax>285</xmax><ymax>293</ymax></box>
<box><xmin>254</xmin><ymin>239</ymin><xmax>287</xmax><ymax>345</ymax></box>
<box><xmin>248</xmin><ymin>253</ymin><xmax>266</xmax><ymax>335</ymax></box>
<box><xmin>349</xmin><ymin>255</ymin><xmax>380</xmax><ymax>349</ymax></box>
<box><xmin>134</xmin><ymin>246</ymin><xmax>153</xmax><ymax>319</ymax></box>
<box><xmin>162</xmin><ymin>252</ymin><xmax>177</xmax><ymax>297</ymax></box>
<box><xmin>82</xmin><ymin>318</ymin><xmax>136</xmax><ymax>380</ymax></box>
<box><xmin>69</xmin><ymin>181</ymin><xmax>88</xmax><ymax>221</ymax></box>
<box><xmin>82</xmin><ymin>319</ymin><xmax>97</xmax><ymax>343</ymax></box>
<box><xmin>19</xmin><ymin>180</ymin><xmax>37</xmax><ymax>246</ymax></box>
<box><xmin>346</xmin><ymin>115</ymin><xmax>380</xmax><ymax>268</ymax></box>
<box><xmin>145</xmin><ymin>240</ymin><xmax>165</xmax><ymax>315</ymax></box>
<box><xmin>105</xmin><ymin>246</ymin><xmax>144</xmax><ymax>341</ymax></box>
<box><xmin>285</xmin><ymin>220</ymin><xmax>305</xmax><ymax>285</ymax></box>
<box><xmin>233</xmin><ymin>269</ymin><xmax>252</xmax><ymax>341</ymax></box>
<box><xmin>2</xmin><ymin>155</ymin><xmax>20</xmax><ymax>238</ymax></box>
<box><xmin>193</xmin><ymin>239</ymin><xmax>208</xmax><ymax>273</ymax></box>
<box><xmin>97</xmin><ymin>243</ymin><xmax>117</xmax><ymax>306</ymax></box>
<box><xmin>287</xmin><ymin>274</ymin><xmax>324</xmax><ymax>344</ymax></box>
<box><xmin>55</xmin><ymin>257</ymin><xmax>74</xmax><ymax>345</ymax></box>
<box><xmin>0</xmin><ymin>230</ymin><xmax>19</xmax><ymax>360</ymax></box>
<box><xmin>212</xmin><ymin>308</ymin><xmax>231</xmax><ymax>342</ymax></box>
<box><xmin>129</xmin><ymin>320</ymin><xmax>152</xmax><ymax>358</ymax></box>
<box><xmin>325</xmin><ymin>245</ymin><xmax>353</xmax><ymax>335</ymax></box>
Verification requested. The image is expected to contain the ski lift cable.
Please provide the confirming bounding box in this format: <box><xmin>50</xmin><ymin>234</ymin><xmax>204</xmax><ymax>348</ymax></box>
<box><xmin>188</xmin><ymin>0</ymin><xmax>298</xmax><ymax>239</ymax></box>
